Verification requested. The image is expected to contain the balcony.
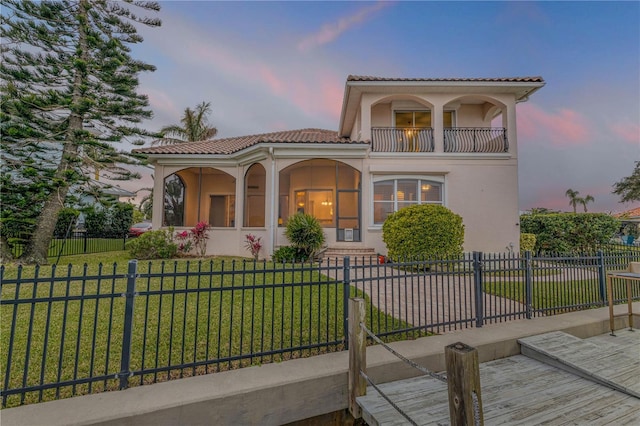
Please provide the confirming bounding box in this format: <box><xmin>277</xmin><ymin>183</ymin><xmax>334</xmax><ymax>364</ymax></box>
<box><xmin>371</xmin><ymin>127</ymin><xmax>434</xmax><ymax>152</ymax></box>
<box><xmin>444</xmin><ymin>128</ymin><xmax>508</xmax><ymax>153</ymax></box>
<box><xmin>372</xmin><ymin>127</ymin><xmax>508</xmax><ymax>153</ymax></box>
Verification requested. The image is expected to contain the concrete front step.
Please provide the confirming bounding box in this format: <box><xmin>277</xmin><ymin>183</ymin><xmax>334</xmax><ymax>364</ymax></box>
<box><xmin>322</xmin><ymin>247</ymin><xmax>378</xmax><ymax>263</ymax></box>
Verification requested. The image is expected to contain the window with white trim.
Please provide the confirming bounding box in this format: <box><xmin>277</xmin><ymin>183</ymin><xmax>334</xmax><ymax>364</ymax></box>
<box><xmin>373</xmin><ymin>178</ymin><xmax>443</xmax><ymax>224</ymax></box>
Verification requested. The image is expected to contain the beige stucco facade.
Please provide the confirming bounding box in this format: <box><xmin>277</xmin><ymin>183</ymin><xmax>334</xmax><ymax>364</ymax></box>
<box><xmin>140</xmin><ymin>76</ymin><xmax>544</xmax><ymax>258</ymax></box>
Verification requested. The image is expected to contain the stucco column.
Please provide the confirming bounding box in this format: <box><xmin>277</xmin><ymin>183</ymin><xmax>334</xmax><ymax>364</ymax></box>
<box><xmin>360</xmin><ymin>94</ymin><xmax>374</xmax><ymax>142</ymax></box>
<box><xmin>267</xmin><ymin>150</ymin><xmax>277</xmax><ymax>255</ymax></box>
<box><xmin>506</xmin><ymin>101</ymin><xmax>518</xmax><ymax>158</ymax></box>
<box><xmin>152</xmin><ymin>163</ymin><xmax>164</xmax><ymax>230</ymax></box>
<box><xmin>235</xmin><ymin>165</ymin><xmax>243</xmax><ymax>228</ymax></box>
<box><xmin>431</xmin><ymin>99</ymin><xmax>445</xmax><ymax>152</ymax></box>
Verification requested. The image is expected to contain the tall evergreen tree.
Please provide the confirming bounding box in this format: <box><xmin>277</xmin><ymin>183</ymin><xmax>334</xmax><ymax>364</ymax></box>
<box><xmin>613</xmin><ymin>161</ymin><xmax>640</xmax><ymax>203</ymax></box>
<box><xmin>1</xmin><ymin>0</ymin><xmax>161</xmax><ymax>263</ymax></box>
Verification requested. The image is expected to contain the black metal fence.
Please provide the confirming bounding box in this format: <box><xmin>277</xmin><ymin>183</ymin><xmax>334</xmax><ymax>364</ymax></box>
<box><xmin>371</xmin><ymin>127</ymin><xmax>434</xmax><ymax>152</ymax></box>
<box><xmin>1</xmin><ymin>248</ymin><xmax>639</xmax><ymax>408</ymax></box>
<box><xmin>9</xmin><ymin>233</ymin><xmax>128</xmax><ymax>259</ymax></box>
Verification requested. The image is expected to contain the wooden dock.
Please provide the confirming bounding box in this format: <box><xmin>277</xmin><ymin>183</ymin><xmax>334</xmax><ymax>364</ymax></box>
<box><xmin>357</xmin><ymin>329</ymin><xmax>640</xmax><ymax>425</ymax></box>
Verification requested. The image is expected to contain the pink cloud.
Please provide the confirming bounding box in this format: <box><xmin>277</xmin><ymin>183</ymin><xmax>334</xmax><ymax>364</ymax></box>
<box><xmin>518</xmin><ymin>103</ymin><xmax>590</xmax><ymax>146</ymax></box>
<box><xmin>143</xmin><ymin>87</ymin><xmax>181</xmax><ymax>119</ymax></box>
<box><xmin>611</xmin><ymin>122</ymin><xmax>640</xmax><ymax>145</ymax></box>
<box><xmin>297</xmin><ymin>2</ymin><xmax>391</xmax><ymax>51</ymax></box>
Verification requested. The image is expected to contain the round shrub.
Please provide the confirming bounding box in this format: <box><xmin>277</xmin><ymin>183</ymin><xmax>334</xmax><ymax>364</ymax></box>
<box><xmin>125</xmin><ymin>229</ymin><xmax>177</xmax><ymax>259</ymax></box>
<box><xmin>382</xmin><ymin>204</ymin><xmax>464</xmax><ymax>260</ymax></box>
<box><xmin>284</xmin><ymin>213</ymin><xmax>325</xmax><ymax>260</ymax></box>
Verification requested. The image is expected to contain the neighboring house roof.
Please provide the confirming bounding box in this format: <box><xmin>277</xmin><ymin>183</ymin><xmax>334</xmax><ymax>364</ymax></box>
<box><xmin>346</xmin><ymin>75</ymin><xmax>545</xmax><ymax>83</ymax></box>
<box><xmin>134</xmin><ymin>128</ymin><xmax>363</xmax><ymax>156</ymax></box>
<box><xmin>614</xmin><ymin>206</ymin><xmax>640</xmax><ymax>220</ymax></box>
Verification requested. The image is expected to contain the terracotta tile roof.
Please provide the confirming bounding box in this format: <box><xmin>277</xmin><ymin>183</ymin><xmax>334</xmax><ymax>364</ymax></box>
<box><xmin>134</xmin><ymin>128</ymin><xmax>362</xmax><ymax>155</ymax></box>
<box><xmin>614</xmin><ymin>206</ymin><xmax>640</xmax><ymax>219</ymax></box>
<box><xmin>347</xmin><ymin>75</ymin><xmax>545</xmax><ymax>83</ymax></box>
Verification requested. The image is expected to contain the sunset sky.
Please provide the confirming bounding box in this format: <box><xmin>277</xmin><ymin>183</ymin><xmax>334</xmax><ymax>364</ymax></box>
<box><xmin>125</xmin><ymin>1</ymin><xmax>639</xmax><ymax>213</ymax></box>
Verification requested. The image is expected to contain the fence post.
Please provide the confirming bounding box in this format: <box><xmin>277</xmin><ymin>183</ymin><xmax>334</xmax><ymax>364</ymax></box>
<box><xmin>119</xmin><ymin>259</ymin><xmax>137</xmax><ymax>390</ymax></box>
<box><xmin>83</xmin><ymin>232</ymin><xmax>88</xmax><ymax>254</ymax></box>
<box><xmin>525</xmin><ymin>251</ymin><xmax>533</xmax><ymax>319</ymax></box>
<box><xmin>343</xmin><ymin>256</ymin><xmax>351</xmax><ymax>349</ymax></box>
<box><xmin>597</xmin><ymin>250</ymin><xmax>607</xmax><ymax>304</ymax></box>
<box><xmin>445</xmin><ymin>342</ymin><xmax>484</xmax><ymax>426</ymax></box>
<box><xmin>473</xmin><ymin>252</ymin><xmax>484</xmax><ymax>328</ymax></box>
<box><xmin>348</xmin><ymin>297</ymin><xmax>366</xmax><ymax>419</ymax></box>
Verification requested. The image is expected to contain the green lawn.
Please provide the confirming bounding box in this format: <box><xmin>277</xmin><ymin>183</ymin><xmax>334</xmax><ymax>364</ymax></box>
<box><xmin>1</xmin><ymin>251</ymin><xmax>410</xmax><ymax>407</ymax></box>
<box><xmin>483</xmin><ymin>276</ymin><xmax>640</xmax><ymax>312</ymax></box>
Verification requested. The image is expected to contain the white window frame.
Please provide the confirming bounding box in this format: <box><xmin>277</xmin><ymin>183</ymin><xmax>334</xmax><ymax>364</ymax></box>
<box><xmin>371</xmin><ymin>175</ymin><xmax>446</xmax><ymax>226</ymax></box>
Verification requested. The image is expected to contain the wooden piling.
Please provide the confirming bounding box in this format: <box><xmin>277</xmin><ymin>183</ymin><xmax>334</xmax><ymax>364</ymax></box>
<box><xmin>348</xmin><ymin>298</ymin><xmax>366</xmax><ymax>419</ymax></box>
<box><xmin>445</xmin><ymin>342</ymin><xmax>484</xmax><ymax>426</ymax></box>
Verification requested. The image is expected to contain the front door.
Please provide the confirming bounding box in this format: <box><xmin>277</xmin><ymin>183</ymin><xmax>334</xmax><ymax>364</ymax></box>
<box><xmin>336</xmin><ymin>189</ymin><xmax>360</xmax><ymax>242</ymax></box>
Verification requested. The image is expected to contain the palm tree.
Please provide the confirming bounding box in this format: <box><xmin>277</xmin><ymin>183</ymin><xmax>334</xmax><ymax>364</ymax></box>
<box><xmin>152</xmin><ymin>101</ymin><xmax>217</xmax><ymax>145</ymax></box>
<box><xmin>565</xmin><ymin>189</ymin><xmax>581</xmax><ymax>213</ymax></box>
<box><xmin>581</xmin><ymin>194</ymin><xmax>594</xmax><ymax>212</ymax></box>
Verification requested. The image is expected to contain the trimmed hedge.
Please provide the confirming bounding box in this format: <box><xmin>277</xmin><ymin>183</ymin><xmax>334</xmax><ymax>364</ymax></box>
<box><xmin>382</xmin><ymin>204</ymin><xmax>464</xmax><ymax>260</ymax></box>
<box><xmin>520</xmin><ymin>233</ymin><xmax>536</xmax><ymax>254</ymax></box>
<box><xmin>520</xmin><ymin>213</ymin><xmax>619</xmax><ymax>253</ymax></box>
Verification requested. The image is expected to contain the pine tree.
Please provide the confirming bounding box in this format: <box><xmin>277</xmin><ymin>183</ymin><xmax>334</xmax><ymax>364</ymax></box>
<box><xmin>1</xmin><ymin>0</ymin><xmax>161</xmax><ymax>263</ymax></box>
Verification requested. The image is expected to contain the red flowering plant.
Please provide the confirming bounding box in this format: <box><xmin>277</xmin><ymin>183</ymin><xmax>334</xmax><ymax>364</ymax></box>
<box><xmin>244</xmin><ymin>234</ymin><xmax>262</xmax><ymax>260</ymax></box>
<box><xmin>191</xmin><ymin>221</ymin><xmax>211</xmax><ymax>257</ymax></box>
<box><xmin>174</xmin><ymin>222</ymin><xmax>211</xmax><ymax>257</ymax></box>
<box><xmin>175</xmin><ymin>230</ymin><xmax>193</xmax><ymax>255</ymax></box>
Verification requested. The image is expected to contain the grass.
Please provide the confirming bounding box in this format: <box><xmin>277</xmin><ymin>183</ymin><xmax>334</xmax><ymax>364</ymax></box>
<box><xmin>1</xmin><ymin>251</ymin><xmax>410</xmax><ymax>408</ymax></box>
<box><xmin>483</xmin><ymin>276</ymin><xmax>640</xmax><ymax>312</ymax></box>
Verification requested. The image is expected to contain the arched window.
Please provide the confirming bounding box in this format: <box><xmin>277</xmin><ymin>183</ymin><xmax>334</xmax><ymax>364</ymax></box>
<box><xmin>244</xmin><ymin>163</ymin><xmax>266</xmax><ymax>227</ymax></box>
<box><xmin>373</xmin><ymin>178</ymin><xmax>443</xmax><ymax>224</ymax></box>
<box><xmin>164</xmin><ymin>174</ymin><xmax>185</xmax><ymax>226</ymax></box>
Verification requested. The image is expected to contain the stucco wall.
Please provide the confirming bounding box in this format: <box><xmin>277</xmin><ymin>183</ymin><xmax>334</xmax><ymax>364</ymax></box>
<box><xmin>363</xmin><ymin>156</ymin><xmax>519</xmax><ymax>254</ymax></box>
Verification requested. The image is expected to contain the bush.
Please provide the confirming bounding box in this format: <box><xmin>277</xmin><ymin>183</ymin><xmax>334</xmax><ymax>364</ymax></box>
<box><xmin>272</xmin><ymin>245</ymin><xmax>306</xmax><ymax>263</ymax></box>
<box><xmin>125</xmin><ymin>229</ymin><xmax>178</xmax><ymax>259</ymax></box>
<box><xmin>54</xmin><ymin>208</ymin><xmax>80</xmax><ymax>237</ymax></box>
<box><xmin>109</xmin><ymin>202</ymin><xmax>134</xmax><ymax>237</ymax></box>
<box><xmin>84</xmin><ymin>206</ymin><xmax>108</xmax><ymax>237</ymax></box>
<box><xmin>382</xmin><ymin>204</ymin><xmax>464</xmax><ymax>260</ymax></box>
<box><xmin>284</xmin><ymin>213</ymin><xmax>325</xmax><ymax>260</ymax></box>
<box><xmin>520</xmin><ymin>233</ymin><xmax>536</xmax><ymax>254</ymax></box>
<box><xmin>520</xmin><ymin>213</ymin><xmax>619</xmax><ymax>253</ymax></box>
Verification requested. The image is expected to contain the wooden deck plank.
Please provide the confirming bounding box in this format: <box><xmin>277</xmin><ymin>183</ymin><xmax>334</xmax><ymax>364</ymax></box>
<box><xmin>357</xmin><ymin>330</ymin><xmax>640</xmax><ymax>425</ymax></box>
<box><xmin>518</xmin><ymin>329</ymin><xmax>640</xmax><ymax>397</ymax></box>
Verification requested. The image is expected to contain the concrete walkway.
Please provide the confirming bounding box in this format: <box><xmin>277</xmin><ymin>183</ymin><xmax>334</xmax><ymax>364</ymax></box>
<box><xmin>325</xmin><ymin>259</ymin><xmax>526</xmax><ymax>333</ymax></box>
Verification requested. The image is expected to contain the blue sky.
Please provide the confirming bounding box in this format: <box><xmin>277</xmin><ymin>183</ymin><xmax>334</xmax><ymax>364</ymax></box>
<box><xmin>126</xmin><ymin>1</ymin><xmax>639</xmax><ymax>213</ymax></box>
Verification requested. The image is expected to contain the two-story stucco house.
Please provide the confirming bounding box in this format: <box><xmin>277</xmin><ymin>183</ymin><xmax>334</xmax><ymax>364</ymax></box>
<box><xmin>135</xmin><ymin>75</ymin><xmax>544</xmax><ymax>258</ymax></box>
